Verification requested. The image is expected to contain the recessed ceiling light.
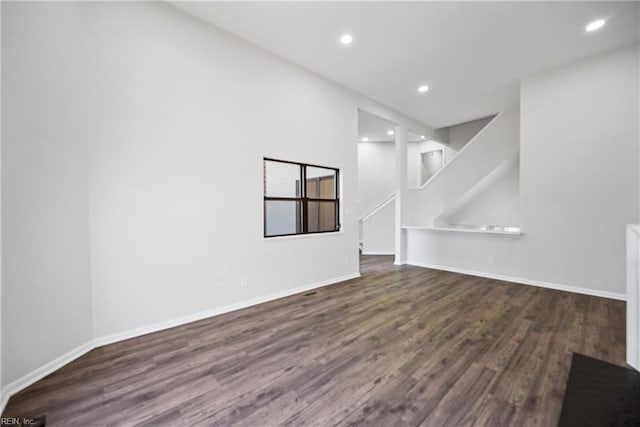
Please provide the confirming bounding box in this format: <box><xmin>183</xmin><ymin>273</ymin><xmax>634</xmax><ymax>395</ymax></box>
<box><xmin>361</xmin><ymin>137</ymin><xmax>369</xmax><ymax>142</ymax></box>
<box><xmin>421</xmin><ymin>135</ymin><xmax>426</xmax><ymax>139</ymax></box>
<box><xmin>418</xmin><ymin>85</ymin><xmax>429</xmax><ymax>93</ymax></box>
<box><xmin>340</xmin><ymin>34</ymin><xmax>353</xmax><ymax>45</ymax></box>
<box><xmin>387</xmin><ymin>130</ymin><xmax>395</xmax><ymax>136</ymax></box>
<box><xmin>586</xmin><ymin>19</ymin><xmax>605</xmax><ymax>32</ymax></box>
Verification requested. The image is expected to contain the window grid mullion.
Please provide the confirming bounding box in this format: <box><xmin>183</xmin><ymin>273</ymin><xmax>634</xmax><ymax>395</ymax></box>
<box><xmin>301</xmin><ymin>165</ymin><xmax>308</xmax><ymax>234</ymax></box>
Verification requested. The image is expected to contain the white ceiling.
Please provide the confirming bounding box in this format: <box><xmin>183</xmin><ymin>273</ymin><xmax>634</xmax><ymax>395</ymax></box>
<box><xmin>358</xmin><ymin>110</ymin><xmax>423</xmax><ymax>143</ymax></box>
<box><xmin>172</xmin><ymin>1</ymin><xmax>640</xmax><ymax>128</ymax></box>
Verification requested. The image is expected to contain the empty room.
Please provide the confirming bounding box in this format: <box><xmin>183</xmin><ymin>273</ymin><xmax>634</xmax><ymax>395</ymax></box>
<box><xmin>1</xmin><ymin>1</ymin><xmax>639</xmax><ymax>426</ymax></box>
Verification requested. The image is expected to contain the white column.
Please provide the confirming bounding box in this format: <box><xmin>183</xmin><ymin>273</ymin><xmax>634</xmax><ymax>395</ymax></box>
<box><xmin>394</xmin><ymin>125</ymin><xmax>408</xmax><ymax>265</ymax></box>
<box><xmin>627</xmin><ymin>224</ymin><xmax>640</xmax><ymax>370</ymax></box>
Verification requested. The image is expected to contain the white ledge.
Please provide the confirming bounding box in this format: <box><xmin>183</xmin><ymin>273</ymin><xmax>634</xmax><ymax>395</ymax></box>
<box><xmin>403</xmin><ymin>225</ymin><xmax>522</xmax><ymax>236</ymax></box>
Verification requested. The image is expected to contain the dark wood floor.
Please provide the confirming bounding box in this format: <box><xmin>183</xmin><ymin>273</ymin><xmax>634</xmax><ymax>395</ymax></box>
<box><xmin>3</xmin><ymin>256</ymin><xmax>626</xmax><ymax>426</ymax></box>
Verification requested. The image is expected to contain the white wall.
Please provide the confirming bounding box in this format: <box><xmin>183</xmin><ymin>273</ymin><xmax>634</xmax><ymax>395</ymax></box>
<box><xmin>407</xmin><ymin>140</ymin><xmax>456</xmax><ymax>188</ymax></box>
<box><xmin>446</xmin><ymin>116</ymin><xmax>494</xmax><ymax>150</ymax></box>
<box><xmin>358</xmin><ymin>139</ymin><xmax>454</xmax><ymax>206</ymax></box>
<box><xmin>406</xmin><ymin>110</ymin><xmax>520</xmax><ymax>227</ymax></box>
<box><xmin>85</xmin><ymin>2</ymin><xmax>431</xmax><ymax>339</ymax></box>
<box><xmin>406</xmin><ymin>116</ymin><xmax>493</xmax><ymax>189</ymax></box>
<box><xmin>445</xmin><ymin>161</ymin><xmax>520</xmax><ymax>227</ymax></box>
<box><xmin>361</xmin><ymin>200</ymin><xmax>395</xmax><ymax>255</ymax></box>
<box><xmin>407</xmin><ymin>45</ymin><xmax>639</xmax><ymax>297</ymax></box>
<box><xmin>420</xmin><ymin>150</ymin><xmax>444</xmax><ymax>183</ymax></box>
<box><xmin>518</xmin><ymin>44</ymin><xmax>639</xmax><ymax>295</ymax></box>
<box><xmin>356</xmin><ymin>137</ymin><xmax>456</xmax><ymax>256</ymax></box>
<box><xmin>357</xmin><ymin>140</ymin><xmax>400</xmax><ymax>254</ymax></box>
<box><xmin>0</xmin><ymin>0</ymin><xmax>433</xmax><ymax>395</ymax></box>
<box><xmin>628</xmin><ymin>225</ymin><xmax>640</xmax><ymax>370</ymax></box>
<box><xmin>1</xmin><ymin>2</ymin><xmax>93</xmax><ymax>386</ymax></box>
<box><xmin>357</xmin><ymin>141</ymin><xmax>395</xmax><ymax>217</ymax></box>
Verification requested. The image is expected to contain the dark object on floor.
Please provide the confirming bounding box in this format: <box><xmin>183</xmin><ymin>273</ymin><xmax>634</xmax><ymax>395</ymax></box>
<box><xmin>30</xmin><ymin>416</ymin><xmax>46</xmax><ymax>427</ymax></box>
<box><xmin>558</xmin><ymin>353</ymin><xmax>640</xmax><ymax>427</ymax></box>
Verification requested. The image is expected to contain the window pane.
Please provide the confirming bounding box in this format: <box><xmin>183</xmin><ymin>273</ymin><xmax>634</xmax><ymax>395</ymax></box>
<box><xmin>265</xmin><ymin>200</ymin><xmax>301</xmax><ymax>236</ymax></box>
<box><xmin>306</xmin><ymin>166</ymin><xmax>336</xmax><ymax>199</ymax></box>
<box><xmin>265</xmin><ymin>160</ymin><xmax>301</xmax><ymax>198</ymax></box>
<box><xmin>307</xmin><ymin>201</ymin><xmax>338</xmax><ymax>233</ymax></box>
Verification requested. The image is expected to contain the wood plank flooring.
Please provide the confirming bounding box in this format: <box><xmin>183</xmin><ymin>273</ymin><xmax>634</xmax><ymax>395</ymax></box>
<box><xmin>2</xmin><ymin>256</ymin><xmax>626</xmax><ymax>426</ymax></box>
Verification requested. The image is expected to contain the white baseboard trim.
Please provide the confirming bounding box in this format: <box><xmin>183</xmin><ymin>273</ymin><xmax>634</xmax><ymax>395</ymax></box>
<box><xmin>361</xmin><ymin>251</ymin><xmax>395</xmax><ymax>256</ymax></box>
<box><xmin>406</xmin><ymin>260</ymin><xmax>626</xmax><ymax>301</ymax></box>
<box><xmin>93</xmin><ymin>272</ymin><xmax>361</xmax><ymax>348</ymax></box>
<box><xmin>1</xmin><ymin>340</ymin><xmax>95</xmax><ymax>414</ymax></box>
<box><xmin>1</xmin><ymin>272</ymin><xmax>361</xmax><ymax>414</ymax></box>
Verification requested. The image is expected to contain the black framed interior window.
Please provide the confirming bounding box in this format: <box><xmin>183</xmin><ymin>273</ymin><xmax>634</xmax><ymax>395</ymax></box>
<box><xmin>264</xmin><ymin>158</ymin><xmax>340</xmax><ymax>237</ymax></box>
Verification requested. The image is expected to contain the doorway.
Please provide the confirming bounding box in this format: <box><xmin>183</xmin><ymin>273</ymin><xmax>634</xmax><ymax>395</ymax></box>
<box><xmin>356</xmin><ymin>110</ymin><xmax>397</xmax><ymax>272</ymax></box>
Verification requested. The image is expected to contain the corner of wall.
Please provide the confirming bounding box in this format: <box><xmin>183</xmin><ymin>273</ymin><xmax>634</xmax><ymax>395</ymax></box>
<box><xmin>433</xmin><ymin>127</ymin><xmax>449</xmax><ymax>143</ymax></box>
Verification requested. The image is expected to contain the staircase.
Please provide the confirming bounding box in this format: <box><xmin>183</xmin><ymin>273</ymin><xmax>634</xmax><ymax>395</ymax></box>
<box><xmin>405</xmin><ymin>110</ymin><xmax>520</xmax><ymax>230</ymax></box>
<box><xmin>359</xmin><ymin>194</ymin><xmax>395</xmax><ymax>255</ymax></box>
